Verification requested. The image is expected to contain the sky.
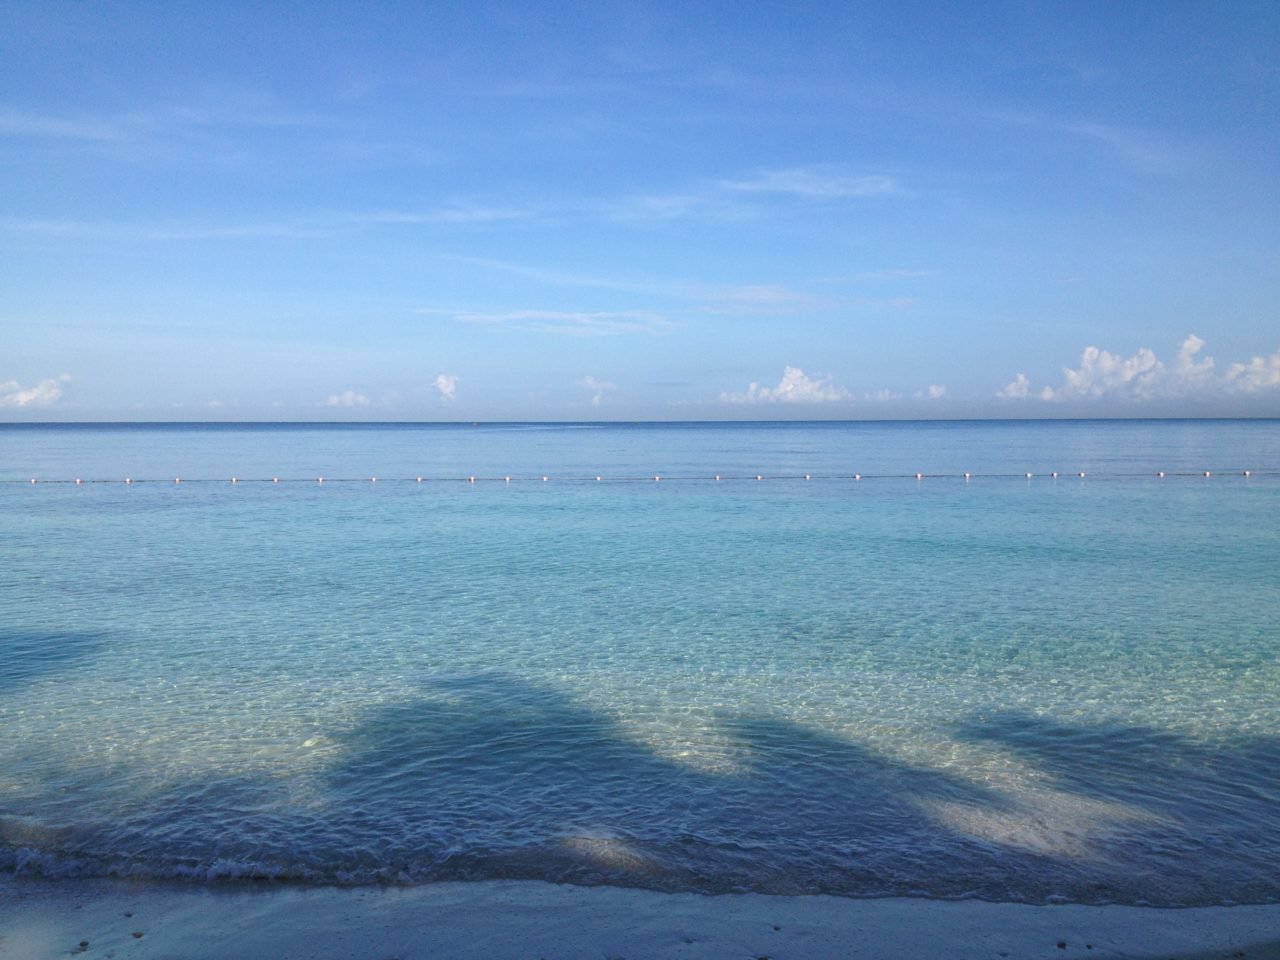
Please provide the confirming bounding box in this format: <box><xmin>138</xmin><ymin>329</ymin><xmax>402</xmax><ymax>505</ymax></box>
<box><xmin>1</xmin><ymin>1</ymin><xmax>1278</xmax><ymax>421</ymax></box>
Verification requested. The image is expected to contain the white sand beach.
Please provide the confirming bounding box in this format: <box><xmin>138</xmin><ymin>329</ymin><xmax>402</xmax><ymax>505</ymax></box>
<box><xmin>3</xmin><ymin>877</ymin><xmax>1278</xmax><ymax>960</ymax></box>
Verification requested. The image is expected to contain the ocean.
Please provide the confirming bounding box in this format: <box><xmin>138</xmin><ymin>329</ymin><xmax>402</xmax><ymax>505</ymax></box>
<box><xmin>2</xmin><ymin>420</ymin><xmax>1278</xmax><ymax>906</ymax></box>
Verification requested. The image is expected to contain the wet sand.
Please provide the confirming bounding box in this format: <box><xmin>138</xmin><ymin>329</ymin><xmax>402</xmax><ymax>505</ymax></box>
<box><xmin>2</xmin><ymin>877</ymin><xmax>1278</xmax><ymax>960</ymax></box>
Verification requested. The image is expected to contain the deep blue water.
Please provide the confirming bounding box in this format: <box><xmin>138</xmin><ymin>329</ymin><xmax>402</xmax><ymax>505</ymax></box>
<box><xmin>2</xmin><ymin>421</ymin><xmax>1279</xmax><ymax>905</ymax></box>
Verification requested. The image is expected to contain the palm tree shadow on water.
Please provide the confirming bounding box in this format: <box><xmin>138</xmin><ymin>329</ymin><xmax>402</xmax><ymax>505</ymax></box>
<box><xmin>0</xmin><ymin>629</ymin><xmax>105</xmax><ymax>695</ymax></box>
<box><xmin>321</xmin><ymin>672</ymin><xmax>1280</xmax><ymax>904</ymax></box>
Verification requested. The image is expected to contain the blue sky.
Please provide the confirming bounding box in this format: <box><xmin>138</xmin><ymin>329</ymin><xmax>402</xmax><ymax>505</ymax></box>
<box><xmin>2</xmin><ymin>1</ymin><xmax>1277</xmax><ymax>420</ymax></box>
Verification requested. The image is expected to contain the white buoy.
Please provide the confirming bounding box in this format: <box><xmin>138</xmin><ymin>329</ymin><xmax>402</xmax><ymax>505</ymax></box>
<box><xmin>596</xmin><ymin>476</ymin><xmax>602</xmax><ymax>481</ymax></box>
<box><xmin>416</xmin><ymin>476</ymin><xmax>423</xmax><ymax>483</ymax></box>
<box><xmin>29</xmin><ymin>478</ymin><xmax>36</xmax><ymax>484</ymax></box>
<box><xmin>1026</xmin><ymin>472</ymin><xmax>1033</xmax><ymax>479</ymax></box>
<box><xmin>1244</xmin><ymin>470</ymin><xmax>1252</xmax><ymax>477</ymax></box>
<box><xmin>371</xmin><ymin>477</ymin><xmax>377</xmax><ymax>483</ymax></box>
<box><xmin>654</xmin><ymin>475</ymin><xmax>661</xmax><ymax>481</ymax></box>
<box><xmin>318</xmin><ymin>477</ymin><xmax>324</xmax><ymax>484</ymax></box>
<box><xmin>1051</xmin><ymin>472</ymin><xmax>1058</xmax><ymax>478</ymax></box>
<box><xmin>1204</xmin><ymin>471</ymin><xmax>1211</xmax><ymax>478</ymax></box>
<box><xmin>543</xmin><ymin>475</ymin><xmax>549</xmax><ymax>482</ymax></box>
<box><xmin>1079</xmin><ymin>472</ymin><xmax>1086</xmax><ymax>478</ymax></box>
<box><xmin>125</xmin><ymin>478</ymin><xmax>132</xmax><ymax>484</ymax></box>
<box><xmin>273</xmin><ymin>477</ymin><xmax>279</xmax><ymax>484</ymax></box>
<box><xmin>505</xmin><ymin>476</ymin><xmax>511</xmax><ymax>483</ymax></box>
<box><xmin>854</xmin><ymin>474</ymin><xmax>861</xmax><ymax>481</ymax></box>
<box><xmin>805</xmin><ymin>474</ymin><xmax>811</xmax><ymax>480</ymax></box>
<box><xmin>175</xmin><ymin>477</ymin><xmax>181</xmax><ymax>484</ymax></box>
<box><xmin>1158</xmin><ymin>471</ymin><xmax>1165</xmax><ymax>478</ymax></box>
<box><xmin>468</xmin><ymin>476</ymin><xmax>475</xmax><ymax>484</ymax></box>
<box><xmin>916</xmin><ymin>473</ymin><xmax>924</xmax><ymax>480</ymax></box>
<box><xmin>714</xmin><ymin>475</ymin><xmax>721</xmax><ymax>481</ymax></box>
<box><xmin>75</xmin><ymin>478</ymin><xmax>82</xmax><ymax>485</ymax></box>
<box><xmin>756</xmin><ymin>475</ymin><xmax>763</xmax><ymax>481</ymax></box>
<box><xmin>964</xmin><ymin>472</ymin><xmax>971</xmax><ymax>480</ymax></box>
<box><xmin>231</xmin><ymin>477</ymin><xmax>237</xmax><ymax>484</ymax></box>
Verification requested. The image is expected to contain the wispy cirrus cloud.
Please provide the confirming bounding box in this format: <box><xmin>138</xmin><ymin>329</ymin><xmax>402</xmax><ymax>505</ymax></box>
<box><xmin>0</xmin><ymin>109</ymin><xmax>125</xmax><ymax>141</ymax></box>
<box><xmin>446</xmin><ymin>309</ymin><xmax>669</xmax><ymax>336</ymax></box>
<box><xmin>0</xmin><ymin>204</ymin><xmax>532</xmax><ymax>242</ymax></box>
<box><xmin>610</xmin><ymin>164</ymin><xmax>907</xmax><ymax>223</ymax></box>
<box><xmin>354</xmin><ymin>205</ymin><xmax>532</xmax><ymax>227</ymax></box>
<box><xmin>0</xmin><ymin>102</ymin><xmax>326</xmax><ymax>155</ymax></box>
<box><xmin>719</xmin><ymin>166</ymin><xmax>903</xmax><ymax>200</ymax></box>
<box><xmin>989</xmin><ymin>110</ymin><xmax>1201</xmax><ymax>177</ymax></box>
<box><xmin>852</xmin><ymin>268</ymin><xmax>934</xmax><ymax>281</ymax></box>
<box><xmin>721</xmin><ymin>366</ymin><xmax>851</xmax><ymax>405</ymax></box>
<box><xmin>688</xmin><ymin>283</ymin><xmax>833</xmax><ymax>316</ymax></box>
<box><xmin>440</xmin><ymin>255</ymin><xmax>651</xmax><ymax>293</ymax></box>
<box><xmin>1062</xmin><ymin>120</ymin><xmax>1201</xmax><ymax>176</ymax></box>
<box><xmin>999</xmin><ymin>334</ymin><xmax>1280</xmax><ymax>403</ymax></box>
<box><xmin>0</xmin><ymin>374</ymin><xmax>70</xmax><ymax>408</ymax></box>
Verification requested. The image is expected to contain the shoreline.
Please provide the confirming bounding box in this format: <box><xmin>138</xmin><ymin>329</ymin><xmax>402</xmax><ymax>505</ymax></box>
<box><xmin>3</xmin><ymin>877</ymin><xmax>1278</xmax><ymax>960</ymax></box>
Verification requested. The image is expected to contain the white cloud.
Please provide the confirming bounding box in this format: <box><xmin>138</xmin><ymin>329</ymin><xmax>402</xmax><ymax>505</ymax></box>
<box><xmin>689</xmin><ymin>284</ymin><xmax>829</xmax><ymax>316</ymax></box>
<box><xmin>721</xmin><ymin>166</ymin><xmax>902</xmax><ymax>200</ymax></box>
<box><xmin>1042</xmin><ymin>345</ymin><xmax>1164</xmax><ymax>401</ymax></box>
<box><xmin>610</xmin><ymin>165</ymin><xmax>905</xmax><ymax>224</ymax></box>
<box><xmin>865</xmin><ymin>389</ymin><xmax>900</xmax><ymax>402</ymax></box>
<box><xmin>721</xmin><ymin>366</ymin><xmax>851</xmax><ymax>405</ymax></box>
<box><xmin>998</xmin><ymin>373</ymin><xmax>1031</xmax><ymax>399</ymax></box>
<box><xmin>1226</xmin><ymin>350</ymin><xmax>1280</xmax><ymax>392</ymax></box>
<box><xmin>451</xmin><ymin>309</ymin><xmax>668</xmax><ymax>336</ymax></box>
<box><xmin>1062</xmin><ymin>121</ymin><xmax>1198</xmax><ymax>177</ymax></box>
<box><xmin>853</xmin><ymin>268</ymin><xmax>934</xmax><ymax>281</ymax></box>
<box><xmin>0</xmin><ymin>109</ymin><xmax>123</xmax><ymax>141</ymax></box>
<box><xmin>433</xmin><ymin>373</ymin><xmax>459</xmax><ymax>401</ymax></box>
<box><xmin>357</xmin><ymin>205</ymin><xmax>531</xmax><ymax>226</ymax></box>
<box><xmin>1002</xmin><ymin>334</ymin><xmax>1280</xmax><ymax>403</ymax></box>
<box><xmin>0</xmin><ymin>374</ymin><xmax>70</xmax><ymax>408</ymax></box>
<box><xmin>324</xmin><ymin>390</ymin><xmax>369</xmax><ymax>407</ymax></box>
<box><xmin>1174</xmin><ymin>333</ymin><xmax>1211</xmax><ymax>372</ymax></box>
<box><xmin>918</xmin><ymin>384</ymin><xmax>946</xmax><ymax>400</ymax></box>
<box><xmin>579</xmin><ymin>375</ymin><xmax>616</xmax><ymax>406</ymax></box>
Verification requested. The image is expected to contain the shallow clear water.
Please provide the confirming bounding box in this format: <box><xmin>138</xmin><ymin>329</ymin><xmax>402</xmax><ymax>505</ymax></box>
<box><xmin>2</xmin><ymin>421</ymin><xmax>1279</xmax><ymax>904</ymax></box>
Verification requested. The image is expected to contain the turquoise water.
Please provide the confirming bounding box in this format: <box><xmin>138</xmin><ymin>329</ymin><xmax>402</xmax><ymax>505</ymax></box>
<box><xmin>2</xmin><ymin>421</ymin><xmax>1279</xmax><ymax>905</ymax></box>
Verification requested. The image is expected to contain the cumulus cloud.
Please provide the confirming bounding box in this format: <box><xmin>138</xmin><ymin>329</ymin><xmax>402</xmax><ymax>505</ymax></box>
<box><xmin>998</xmin><ymin>372</ymin><xmax>1032</xmax><ymax>399</ymax></box>
<box><xmin>0</xmin><ymin>374</ymin><xmax>70</xmax><ymax>408</ymax></box>
<box><xmin>1226</xmin><ymin>351</ymin><xmax>1280</xmax><ymax>392</ymax></box>
<box><xmin>1041</xmin><ymin>345</ymin><xmax>1164</xmax><ymax>401</ymax></box>
<box><xmin>324</xmin><ymin>390</ymin><xmax>369</xmax><ymax>407</ymax></box>
<box><xmin>999</xmin><ymin>334</ymin><xmax>1280</xmax><ymax>403</ymax></box>
<box><xmin>721</xmin><ymin>366</ymin><xmax>851</xmax><ymax>405</ymax></box>
<box><xmin>579</xmin><ymin>375</ymin><xmax>616</xmax><ymax>406</ymax></box>
<box><xmin>1174</xmin><ymin>333</ymin><xmax>1214</xmax><ymax>379</ymax></box>
<box><xmin>919</xmin><ymin>384</ymin><xmax>946</xmax><ymax>400</ymax></box>
<box><xmin>433</xmin><ymin>373</ymin><xmax>459</xmax><ymax>401</ymax></box>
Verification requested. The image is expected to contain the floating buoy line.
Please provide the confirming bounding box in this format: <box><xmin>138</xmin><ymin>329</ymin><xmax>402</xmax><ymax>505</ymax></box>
<box><xmin>6</xmin><ymin>470</ymin><xmax>1272</xmax><ymax>486</ymax></box>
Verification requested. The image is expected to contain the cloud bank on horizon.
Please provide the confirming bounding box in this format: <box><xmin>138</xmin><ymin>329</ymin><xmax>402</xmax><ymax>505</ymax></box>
<box><xmin>1</xmin><ymin>3</ymin><xmax>1277</xmax><ymax>420</ymax></box>
<box><xmin>999</xmin><ymin>335</ymin><xmax>1280</xmax><ymax>405</ymax></box>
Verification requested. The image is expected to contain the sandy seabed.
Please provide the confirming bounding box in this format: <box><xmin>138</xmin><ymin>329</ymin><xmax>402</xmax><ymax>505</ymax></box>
<box><xmin>2</xmin><ymin>877</ymin><xmax>1278</xmax><ymax>960</ymax></box>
